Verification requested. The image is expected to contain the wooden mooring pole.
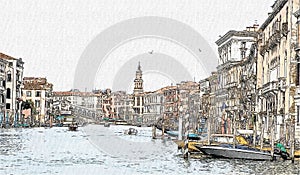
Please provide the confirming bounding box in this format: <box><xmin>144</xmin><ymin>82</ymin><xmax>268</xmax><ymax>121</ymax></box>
<box><xmin>290</xmin><ymin>117</ymin><xmax>295</xmax><ymax>163</ymax></box>
<box><xmin>183</xmin><ymin>113</ymin><xmax>189</xmax><ymax>159</ymax></box>
<box><xmin>271</xmin><ymin>115</ymin><xmax>275</xmax><ymax>160</ymax></box>
<box><xmin>152</xmin><ymin>125</ymin><xmax>156</xmax><ymax>139</ymax></box>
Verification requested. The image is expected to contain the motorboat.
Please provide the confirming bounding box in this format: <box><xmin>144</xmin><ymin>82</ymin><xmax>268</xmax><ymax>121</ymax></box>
<box><xmin>174</xmin><ymin>134</ymin><xmax>248</xmax><ymax>153</ymax></box>
<box><xmin>68</xmin><ymin>123</ymin><xmax>78</xmax><ymax>131</ymax></box>
<box><xmin>166</xmin><ymin>130</ymin><xmax>202</xmax><ymax>140</ymax></box>
<box><xmin>195</xmin><ymin>143</ymin><xmax>280</xmax><ymax>160</ymax></box>
<box><xmin>104</xmin><ymin>122</ymin><xmax>110</xmax><ymax>127</ymax></box>
<box><xmin>124</xmin><ymin>128</ymin><xmax>138</xmax><ymax>135</ymax></box>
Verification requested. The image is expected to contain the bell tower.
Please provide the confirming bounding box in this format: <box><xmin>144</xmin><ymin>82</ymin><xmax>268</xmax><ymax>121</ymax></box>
<box><xmin>133</xmin><ymin>62</ymin><xmax>144</xmax><ymax>124</ymax></box>
<box><xmin>133</xmin><ymin>62</ymin><xmax>144</xmax><ymax>94</ymax></box>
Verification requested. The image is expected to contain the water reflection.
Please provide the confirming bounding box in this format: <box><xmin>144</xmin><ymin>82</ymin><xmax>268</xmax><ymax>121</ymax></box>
<box><xmin>0</xmin><ymin>125</ymin><xmax>299</xmax><ymax>175</ymax></box>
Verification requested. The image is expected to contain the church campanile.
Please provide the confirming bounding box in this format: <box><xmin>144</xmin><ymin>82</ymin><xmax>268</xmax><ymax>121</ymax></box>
<box><xmin>133</xmin><ymin>61</ymin><xmax>144</xmax><ymax>94</ymax></box>
<box><xmin>133</xmin><ymin>62</ymin><xmax>144</xmax><ymax>123</ymax></box>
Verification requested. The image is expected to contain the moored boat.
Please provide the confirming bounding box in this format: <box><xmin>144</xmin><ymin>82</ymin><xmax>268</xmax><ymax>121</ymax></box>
<box><xmin>196</xmin><ymin>144</ymin><xmax>278</xmax><ymax>160</ymax></box>
<box><xmin>69</xmin><ymin>124</ymin><xmax>78</xmax><ymax>131</ymax></box>
<box><xmin>174</xmin><ymin>134</ymin><xmax>248</xmax><ymax>153</ymax></box>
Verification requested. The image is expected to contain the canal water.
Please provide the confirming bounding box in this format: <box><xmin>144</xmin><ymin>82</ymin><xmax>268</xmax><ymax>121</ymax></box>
<box><xmin>0</xmin><ymin>125</ymin><xmax>299</xmax><ymax>175</ymax></box>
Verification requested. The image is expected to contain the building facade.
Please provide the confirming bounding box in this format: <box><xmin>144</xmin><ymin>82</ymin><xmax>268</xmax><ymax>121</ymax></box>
<box><xmin>143</xmin><ymin>89</ymin><xmax>164</xmax><ymax>126</ymax></box>
<box><xmin>22</xmin><ymin>77</ymin><xmax>53</xmax><ymax>125</ymax></box>
<box><xmin>0</xmin><ymin>53</ymin><xmax>24</xmax><ymax>127</ymax></box>
<box><xmin>215</xmin><ymin>28</ymin><xmax>258</xmax><ymax>134</ymax></box>
<box><xmin>257</xmin><ymin>0</ymin><xmax>300</xmax><ymax>141</ymax></box>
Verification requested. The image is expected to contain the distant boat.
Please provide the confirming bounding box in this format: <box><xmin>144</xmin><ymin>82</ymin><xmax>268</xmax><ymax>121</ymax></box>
<box><xmin>124</xmin><ymin>128</ymin><xmax>138</xmax><ymax>135</ymax></box>
<box><xmin>115</xmin><ymin>120</ymin><xmax>128</xmax><ymax>125</ymax></box>
<box><xmin>195</xmin><ymin>144</ymin><xmax>280</xmax><ymax>161</ymax></box>
<box><xmin>68</xmin><ymin>124</ymin><xmax>78</xmax><ymax>131</ymax></box>
<box><xmin>104</xmin><ymin>122</ymin><xmax>110</xmax><ymax>127</ymax></box>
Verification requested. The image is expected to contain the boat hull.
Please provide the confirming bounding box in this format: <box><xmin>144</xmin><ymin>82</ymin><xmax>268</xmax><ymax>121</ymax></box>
<box><xmin>69</xmin><ymin>126</ymin><xmax>78</xmax><ymax>131</ymax></box>
<box><xmin>199</xmin><ymin>145</ymin><xmax>274</xmax><ymax>160</ymax></box>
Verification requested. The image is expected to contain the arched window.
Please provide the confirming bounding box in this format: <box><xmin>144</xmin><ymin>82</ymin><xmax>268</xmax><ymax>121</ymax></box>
<box><xmin>7</xmin><ymin>71</ymin><xmax>11</xmax><ymax>82</ymax></box>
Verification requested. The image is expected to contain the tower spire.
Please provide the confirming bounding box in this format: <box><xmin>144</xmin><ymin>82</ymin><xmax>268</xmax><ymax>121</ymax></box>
<box><xmin>133</xmin><ymin>62</ymin><xmax>143</xmax><ymax>94</ymax></box>
<box><xmin>138</xmin><ymin>61</ymin><xmax>141</xmax><ymax>71</ymax></box>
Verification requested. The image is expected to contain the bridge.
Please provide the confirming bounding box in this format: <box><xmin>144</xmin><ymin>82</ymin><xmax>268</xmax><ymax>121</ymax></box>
<box><xmin>69</xmin><ymin>104</ymin><xmax>102</xmax><ymax>124</ymax></box>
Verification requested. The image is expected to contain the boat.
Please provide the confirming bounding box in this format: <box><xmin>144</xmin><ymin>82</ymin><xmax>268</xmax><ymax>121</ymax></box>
<box><xmin>174</xmin><ymin>134</ymin><xmax>248</xmax><ymax>153</ymax></box>
<box><xmin>115</xmin><ymin>120</ymin><xmax>129</xmax><ymax>125</ymax></box>
<box><xmin>195</xmin><ymin>143</ymin><xmax>279</xmax><ymax>160</ymax></box>
<box><xmin>124</xmin><ymin>128</ymin><xmax>138</xmax><ymax>135</ymax></box>
<box><xmin>166</xmin><ymin>130</ymin><xmax>201</xmax><ymax>140</ymax></box>
<box><xmin>104</xmin><ymin>122</ymin><xmax>110</xmax><ymax>127</ymax></box>
<box><xmin>68</xmin><ymin>123</ymin><xmax>78</xmax><ymax>131</ymax></box>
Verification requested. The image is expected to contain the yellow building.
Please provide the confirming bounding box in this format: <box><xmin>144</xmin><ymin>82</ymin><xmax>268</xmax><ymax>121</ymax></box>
<box><xmin>257</xmin><ymin>0</ymin><xmax>300</xmax><ymax>141</ymax></box>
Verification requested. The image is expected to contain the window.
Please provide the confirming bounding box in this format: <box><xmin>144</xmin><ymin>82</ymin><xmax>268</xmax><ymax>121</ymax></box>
<box><xmin>6</xmin><ymin>103</ymin><xmax>10</xmax><ymax>109</ymax></box>
<box><xmin>7</xmin><ymin>73</ymin><xmax>11</xmax><ymax>82</ymax></box>
<box><xmin>284</xmin><ymin>52</ymin><xmax>287</xmax><ymax>78</ymax></box>
<box><xmin>241</xmin><ymin>42</ymin><xmax>246</xmax><ymax>48</ymax></box>
<box><xmin>35</xmin><ymin>100</ymin><xmax>40</xmax><ymax>108</ymax></box>
<box><xmin>35</xmin><ymin>91</ymin><xmax>41</xmax><ymax>97</ymax></box>
<box><xmin>6</xmin><ymin>88</ymin><xmax>11</xmax><ymax>99</ymax></box>
<box><xmin>26</xmin><ymin>91</ymin><xmax>31</xmax><ymax>97</ymax></box>
<box><xmin>297</xmin><ymin>106</ymin><xmax>300</xmax><ymax>124</ymax></box>
<box><xmin>241</xmin><ymin>51</ymin><xmax>246</xmax><ymax>59</ymax></box>
<box><xmin>297</xmin><ymin>62</ymin><xmax>300</xmax><ymax>86</ymax></box>
<box><xmin>286</xmin><ymin>7</ymin><xmax>288</xmax><ymax>23</ymax></box>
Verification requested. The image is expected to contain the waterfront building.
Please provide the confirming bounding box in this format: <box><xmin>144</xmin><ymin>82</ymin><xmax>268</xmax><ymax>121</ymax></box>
<box><xmin>52</xmin><ymin>91</ymin><xmax>75</xmax><ymax>114</ymax></box>
<box><xmin>0</xmin><ymin>58</ymin><xmax>8</xmax><ymax>126</ymax></box>
<box><xmin>22</xmin><ymin>77</ymin><xmax>53</xmax><ymax>125</ymax></box>
<box><xmin>292</xmin><ymin>2</ymin><xmax>300</xmax><ymax>140</ymax></box>
<box><xmin>0</xmin><ymin>53</ymin><xmax>24</xmax><ymax>127</ymax></box>
<box><xmin>112</xmin><ymin>91</ymin><xmax>134</xmax><ymax>121</ymax></box>
<box><xmin>177</xmin><ymin>81</ymin><xmax>200</xmax><ymax>130</ymax></box>
<box><xmin>133</xmin><ymin>62</ymin><xmax>144</xmax><ymax>123</ymax></box>
<box><xmin>102</xmin><ymin>88</ymin><xmax>114</xmax><ymax>119</ymax></box>
<box><xmin>207</xmin><ymin>72</ymin><xmax>218</xmax><ymax>133</ymax></box>
<box><xmin>199</xmin><ymin>78</ymin><xmax>210</xmax><ymax>131</ymax></box>
<box><xmin>92</xmin><ymin>89</ymin><xmax>104</xmax><ymax>119</ymax></box>
<box><xmin>257</xmin><ymin>0</ymin><xmax>300</xmax><ymax>141</ymax></box>
<box><xmin>143</xmin><ymin>89</ymin><xmax>164</xmax><ymax>125</ymax></box>
<box><xmin>162</xmin><ymin>85</ymin><xmax>177</xmax><ymax>128</ymax></box>
<box><xmin>215</xmin><ymin>28</ymin><xmax>258</xmax><ymax>134</ymax></box>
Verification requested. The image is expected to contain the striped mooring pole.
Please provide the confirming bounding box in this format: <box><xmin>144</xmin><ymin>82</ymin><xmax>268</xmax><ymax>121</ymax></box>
<box><xmin>183</xmin><ymin>113</ymin><xmax>189</xmax><ymax>159</ymax></box>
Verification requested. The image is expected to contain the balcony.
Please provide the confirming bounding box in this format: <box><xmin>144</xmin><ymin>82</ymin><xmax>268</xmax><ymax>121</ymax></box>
<box><xmin>268</xmin><ymin>31</ymin><xmax>281</xmax><ymax>50</ymax></box>
<box><xmin>260</xmin><ymin>26</ymin><xmax>286</xmax><ymax>56</ymax></box>
<box><xmin>261</xmin><ymin>81</ymin><xmax>278</xmax><ymax>95</ymax></box>
<box><xmin>278</xmin><ymin>77</ymin><xmax>287</xmax><ymax>91</ymax></box>
<box><xmin>225</xmin><ymin>82</ymin><xmax>238</xmax><ymax>89</ymax></box>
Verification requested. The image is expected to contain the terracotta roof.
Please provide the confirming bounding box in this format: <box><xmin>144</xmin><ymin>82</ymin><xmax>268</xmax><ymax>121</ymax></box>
<box><xmin>0</xmin><ymin>53</ymin><xmax>17</xmax><ymax>60</ymax></box>
<box><xmin>23</xmin><ymin>77</ymin><xmax>53</xmax><ymax>90</ymax></box>
<box><xmin>53</xmin><ymin>91</ymin><xmax>96</xmax><ymax>97</ymax></box>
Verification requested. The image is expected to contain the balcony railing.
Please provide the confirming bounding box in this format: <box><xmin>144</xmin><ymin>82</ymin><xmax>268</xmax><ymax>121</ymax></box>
<box><xmin>261</xmin><ymin>81</ymin><xmax>278</xmax><ymax>95</ymax></box>
<box><xmin>278</xmin><ymin>77</ymin><xmax>287</xmax><ymax>91</ymax></box>
<box><xmin>225</xmin><ymin>82</ymin><xmax>238</xmax><ymax>89</ymax></box>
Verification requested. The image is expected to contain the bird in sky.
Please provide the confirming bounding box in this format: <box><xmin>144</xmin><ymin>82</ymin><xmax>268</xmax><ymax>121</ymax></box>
<box><xmin>148</xmin><ymin>50</ymin><xmax>154</xmax><ymax>54</ymax></box>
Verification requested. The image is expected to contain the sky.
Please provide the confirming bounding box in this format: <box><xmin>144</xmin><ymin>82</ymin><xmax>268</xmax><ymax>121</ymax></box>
<box><xmin>0</xmin><ymin>0</ymin><xmax>274</xmax><ymax>92</ymax></box>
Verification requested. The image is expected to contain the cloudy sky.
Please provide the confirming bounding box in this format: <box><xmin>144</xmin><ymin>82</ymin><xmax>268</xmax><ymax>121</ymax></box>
<box><xmin>0</xmin><ymin>0</ymin><xmax>274</xmax><ymax>92</ymax></box>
